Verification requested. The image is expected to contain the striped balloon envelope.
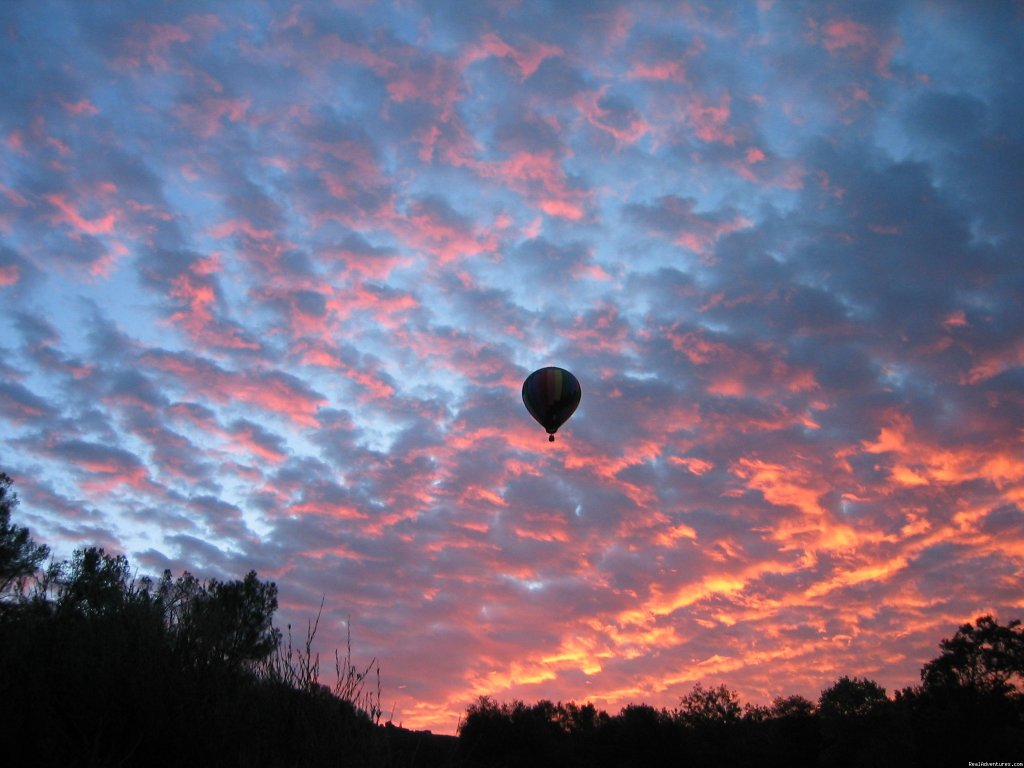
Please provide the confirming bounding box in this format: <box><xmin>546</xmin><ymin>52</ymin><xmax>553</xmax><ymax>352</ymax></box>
<box><xmin>522</xmin><ymin>367</ymin><xmax>582</xmax><ymax>442</ymax></box>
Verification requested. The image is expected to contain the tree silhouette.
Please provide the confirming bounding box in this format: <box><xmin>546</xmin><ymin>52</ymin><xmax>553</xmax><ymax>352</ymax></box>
<box><xmin>162</xmin><ymin>569</ymin><xmax>282</xmax><ymax>671</ymax></box>
<box><xmin>0</xmin><ymin>472</ymin><xmax>49</xmax><ymax>597</ymax></box>
<box><xmin>818</xmin><ymin>676</ymin><xmax>888</xmax><ymax>719</ymax></box>
<box><xmin>54</xmin><ymin>546</ymin><xmax>133</xmax><ymax>615</ymax></box>
<box><xmin>0</xmin><ymin>472</ymin><xmax>392</xmax><ymax>767</ymax></box>
<box><xmin>921</xmin><ymin>614</ymin><xmax>1024</xmax><ymax>697</ymax></box>
<box><xmin>906</xmin><ymin>615</ymin><xmax>1024</xmax><ymax>763</ymax></box>
<box><xmin>767</xmin><ymin>693</ymin><xmax>815</xmax><ymax>719</ymax></box>
<box><xmin>677</xmin><ymin>683</ymin><xmax>742</xmax><ymax>726</ymax></box>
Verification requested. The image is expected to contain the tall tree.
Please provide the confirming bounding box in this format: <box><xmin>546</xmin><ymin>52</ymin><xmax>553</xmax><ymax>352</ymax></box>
<box><xmin>818</xmin><ymin>676</ymin><xmax>888</xmax><ymax>719</ymax></box>
<box><xmin>54</xmin><ymin>546</ymin><xmax>133</xmax><ymax>615</ymax></box>
<box><xmin>768</xmin><ymin>694</ymin><xmax>815</xmax><ymax>719</ymax></box>
<box><xmin>921</xmin><ymin>615</ymin><xmax>1024</xmax><ymax>697</ymax></box>
<box><xmin>677</xmin><ymin>683</ymin><xmax>742</xmax><ymax>726</ymax></box>
<box><xmin>0</xmin><ymin>472</ymin><xmax>49</xmax><ymax>597</ymax></box>
<box><xmin>170</xmin><ymin>569</ymin><xmax>282</xmax><ymax>670</ymax></box>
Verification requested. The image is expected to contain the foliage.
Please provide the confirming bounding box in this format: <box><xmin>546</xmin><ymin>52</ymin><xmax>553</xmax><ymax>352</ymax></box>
<box><xmin>741</xmin><ymin>693</ymin><xmax>815</xmax><ymax>723</ymax></box>
<box><xmin>676</xmin><ymin>682</ymin><xmax>742</xmax><ymax>726</ymax></box>
<box><xmin>818</xmin><ymin>676</ymin><xmax>889</xmax><ymax>719</ymax></box>
<box><xmin>52</xmin><ymin>546</ymin><xmax>133</xmax><ymax>615</ymax></box>
<box><xmin>769</xmin><ymin>693</ymin><xmax>815</xmax><ymax>719</ymax></box>
<box><xmin>258</xmin><ymin>599</ymin><xmax>383</xmax><ymax>725</ymax></box>
<box><xmin>816</xmin><ymin>677</ymin><xmax>901</xmax><ymax>768</ymax></box>
<box><xmin>921</xmin><ymin>614</ymin><xmax>1024</xmax><ymax>696</ymax></box>
<box><xmin>897</xmin><ymin>615</ymin><xmax>1024</xmax><ymax>764</ymax></box>
<box><xmin>160</xmin><ymin>568</ymin><xmax>282</xmax><ymax>671</ymax></box>
<box><xmin>458</xmin><ymin>641</ymin><xmax>1024</xmax><ymax>767</ymax></box>
<box><xmin>0</xmin><ymin>472</ymin><xmax>49</xmax><ymax>597</ymax></box>
<box><xmin>458</xmin><ymin>697</ymin><xmax>566</xmax><ymax>766</ymax></box>
<box><xmin>0</xmin><ymin>475</ymin><xmax>398</xmax><ymax>768</ymax></box>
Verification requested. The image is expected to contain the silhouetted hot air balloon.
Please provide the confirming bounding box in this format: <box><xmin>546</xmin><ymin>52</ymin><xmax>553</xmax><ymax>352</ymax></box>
<box><xmin>522</xmin><ymin>367</ymin><xmax>581</xmax><ymax>442</ymax></box>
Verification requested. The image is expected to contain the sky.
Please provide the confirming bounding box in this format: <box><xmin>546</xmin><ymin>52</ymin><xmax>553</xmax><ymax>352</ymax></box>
<box><xmin>2</xmin><ymin>0</ymin><xmax>1023</xmax><ymax>734</ymax></box>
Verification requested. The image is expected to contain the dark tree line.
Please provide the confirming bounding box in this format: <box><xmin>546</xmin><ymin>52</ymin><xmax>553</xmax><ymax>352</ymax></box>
<box><xmin>3</xmin><ymin>471</ymin><xmax>1023</xmax><ymax>767</ymax></box>
<box><xmin>456</xmin><ymin>646</ymin><xmax>1024</xmax><ymax>768</ymax></box>
<box><xmin>0</xmin><ymin>472</ymin><xmax>414</xmax><ymax>767</ymax></box>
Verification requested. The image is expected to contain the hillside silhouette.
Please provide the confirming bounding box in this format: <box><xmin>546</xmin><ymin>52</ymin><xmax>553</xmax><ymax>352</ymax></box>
<box><xmin>2</xmin><ymin>471</ymin><xmax>1022</xmax><ymax>767</ymax></box>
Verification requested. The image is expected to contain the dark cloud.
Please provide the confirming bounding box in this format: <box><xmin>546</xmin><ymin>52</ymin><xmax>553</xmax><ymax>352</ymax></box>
<box><xmin>624</xmin><ymin>195</ymin><xmax>750</xmax><ymax>254</ymax></box>
<box><xmin>0</xmin><ymin>380</ymin><xmax>57</xmax><ymax>422</ymax></box>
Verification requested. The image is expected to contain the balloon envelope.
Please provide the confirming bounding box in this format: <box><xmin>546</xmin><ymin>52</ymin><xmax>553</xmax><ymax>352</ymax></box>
<box><xmin>522</xmin><ymin>367</ymin><xmax>581</xmax><ymax>440</ymax></box>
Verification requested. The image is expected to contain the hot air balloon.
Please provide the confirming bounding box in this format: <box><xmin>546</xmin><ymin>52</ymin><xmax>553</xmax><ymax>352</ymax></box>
<box><xmin>522</xmin><ymin>367</ymin><xmax>581</xmax><ymax>441</ymax></box>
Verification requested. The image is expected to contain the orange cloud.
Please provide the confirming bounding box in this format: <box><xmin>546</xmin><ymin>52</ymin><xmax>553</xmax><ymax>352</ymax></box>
<box><xmin>861</xmin><ymin>412</ymin><xmax>1024</xmax><ymax>491</ymax></box>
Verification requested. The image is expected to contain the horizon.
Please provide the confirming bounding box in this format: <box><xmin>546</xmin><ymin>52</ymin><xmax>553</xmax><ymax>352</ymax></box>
<box><xmin>2</xmin><ymin>1</ymin><xmax>1022</xmax><ymax>735</ymax></box>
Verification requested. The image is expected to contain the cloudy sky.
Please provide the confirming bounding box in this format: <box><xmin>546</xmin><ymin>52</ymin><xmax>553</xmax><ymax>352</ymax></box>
<box><xmin>2</xmin><ymin>0</ymin><xmax>1023</xmax><ymax>733</ymax></box>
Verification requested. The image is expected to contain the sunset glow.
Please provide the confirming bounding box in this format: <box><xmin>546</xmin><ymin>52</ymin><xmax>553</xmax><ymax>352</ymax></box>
<box><xmin>2</xmin><ymin>1</ymin><xmax>1022</xmax><ymax>735</ymax></box>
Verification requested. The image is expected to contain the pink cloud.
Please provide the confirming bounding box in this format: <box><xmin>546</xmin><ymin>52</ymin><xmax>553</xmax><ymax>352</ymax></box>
<box><xmin>810</xmin><ymin>17</ymin><xmax>897</xmax><ymax>77</ymax></box>
<box><xmin>450</xmin><ymin>149</ymin><xmax>589</xmax><ymax>221</ymax></box>
<box><xmin>79</xmin><ymin>465</ymin><xmax>152</xmax><ymax>495</ymax></box>
<box><xmin>325</xmin><ymin>282</ymin><xmax>419</xmax><ymax>331</ymax></box>
<box><xmin>397</xmin><ymin>197</ymin><xmax>499</xmax><ymax>264</ymax></box>
<box><xmin>0</xmin><ymin>383</ymin><xmax>53</xmax><ymax>422</ymax></box>
<box><xmin>295</xmin><ymin>340</ymin><xmax>396</xmax><ymax>401</ymax></box>
<box><xmin>6</xmin><ymin>130</ymin><xmax>27</xmax><ymax>155</ymax></box>
<box><xmin>175</xmin><ymin>96</ymin><xmax>251</xmax><ymax>138</ymax></box>
<box><xmin>35</xmin><ymin>439</ymin><xmax>156</xmax><ymax>495</ymax></box>
<box><xmin>45</xmin><ymin>193</ymin><xmax>118</xmax><ymax>236</ymax></box>
<box><xmin>628</xmin><ymin>60</ymin><xmax>687</xmax><ymax>82</ymax></box>
<box><xmin>59</xmin><ymin>98</ymin><xmax>99</xmax><ymax>116</ymax></box>
<box><xmin>821</xmin><ymin>19</ymin><xmax>873</xmax><ymax>52</ymax></box>
<box><xmin>685</xmin><ymin>91</ymin><xmax>736</xmax><ymax>145</ymax></box>
<box><xmin>0</xmin><ymin>264</ymin><xmax>19</xmax><ymax>286</ymax></box>
<box><xmin>208</xmin><ymin>218</ymin><xmax>276</xmax><ymax>241</ymax></box>
<box><xmin>227</xmin><ymin>422</ymin><xmax>289</xmax><ymax>464</ymax></box>
<box><xmin>8</xmin><ymin>2</ymin><xmax>1022</xmax><ymax>740</ymax></box>
<box><xmin>319</xmin><ymin>34</ymin><xmax>397</xmax><ymax>77</ymax></box>
<box><xmin>461</xmin><ymin>32</ymin><xmax>563</xmax><ymax>79</ymax></box>
<box><xmin>628</xmin><ymin>195</ymin><xmax>751</xmax><ymax>255</ymax></box>
<box><xmin>290</xmin><ymin>499</ymin><xmax>367</xmax><ymax>520</ymax></box>
<box><xmin>206</xmin><ymin>218</ymin><xmax>297</xmax><ymax>273</ymax></box>
<box><xmin>145</xmin><ymin>352</ymin><xmax>326</xmax><ymax>427</ymax></box>
<box><xmin>670</xmin><ymin>456</ymin><xmax>714</xmax><ymax>476</ymax></box>
<box><xmin>312</xmin><ymin>133</ymin><xmax>384</xmax><ymax>181</ymax></box>
<box><xmin>145</xmin><ymin>253</ymin><xmax>261</xmax><ymax>352</ymax></box>
<box><xmin>385</xmin><ymin>52</ymin><xmax>464</xmax><ymax>121</ymax></box>
<box><xmin>230</xmin><ymin>375</ymin><xmax>327</xmax><ymax>428</ymax></box>
<box><xmin>115</xmin><ymin>24</ymin><xmax>191</xmax><ymax>71</ymax></box>
<box><xmin>941</xmin><ymin>310</ymin><xmax>968</xmax><ymax>329</ymax></box>
<box><xmin>667</xmin><ymin>329</ymin><xmax>819</xmax><ymax>398</ymax></box>
<box><xmin>114</xmin><ymin>13</ymin><xmax>223</xmax><ymax>71</ymax></box>
<box><xmin>574</xmin><ymin>87</ymin><xmax>650</xmax><ymax>147</ymax></box>
<box><xmin>963</xmin><ymin>339</ymin><xmax>1024</xmax><ymax>385</ymax></box>
<box><xmin>538</xmin><ymin>198</ymin><xmax>585</xmax><ymax>220</ymax></box>
<box><xmin>1</xmin><ymin>182</ymin><xmax>30</xmax><ymax>208</ymax></box>
<box><xmin>87</xmin><ymin>240</ymin><xmax>131</xmax><ymax>278</ymax></box>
